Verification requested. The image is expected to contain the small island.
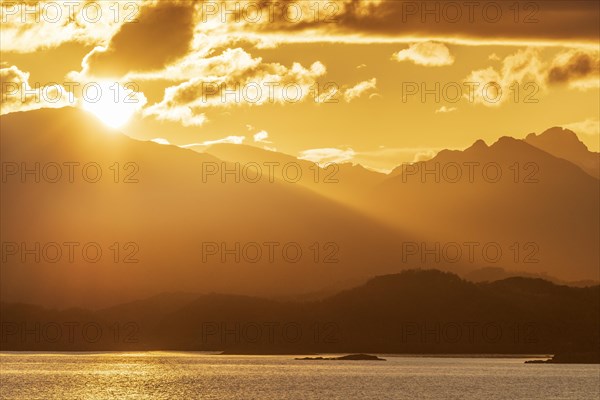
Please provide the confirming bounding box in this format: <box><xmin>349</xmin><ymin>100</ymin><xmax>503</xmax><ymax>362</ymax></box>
<box><xmin>295</xmin><ymin>354</ymin><xmax>386</xmax><ymax>361</ymax></box>
<box><xmin>526</xmin><ymin>352</ymin><xmax>600</xmax><ymax>364</ymax></box>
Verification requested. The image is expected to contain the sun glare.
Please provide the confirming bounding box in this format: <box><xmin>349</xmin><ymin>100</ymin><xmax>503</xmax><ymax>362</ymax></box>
<box><xmin>81</xmin><ymin>81</ymin><xmax>144</xmax><ymax>129</ymax></box>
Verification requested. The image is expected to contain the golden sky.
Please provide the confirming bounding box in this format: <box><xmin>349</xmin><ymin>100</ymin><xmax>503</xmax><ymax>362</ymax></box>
<box><xmin>1</xmin><ymin>0</ymin><xmax>599</xmax><ymax>171</ymax></box>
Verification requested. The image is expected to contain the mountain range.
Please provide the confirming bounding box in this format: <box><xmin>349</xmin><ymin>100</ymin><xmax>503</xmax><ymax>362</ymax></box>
<box><xmin>0</xmin><ymin>107</ymin><xmax>598</xmax><ymax>308</ymax></box>
<box><xmin>1</xmin><ymin>269</ymin><xmax>598</xmax><ymax>354</ymax></box>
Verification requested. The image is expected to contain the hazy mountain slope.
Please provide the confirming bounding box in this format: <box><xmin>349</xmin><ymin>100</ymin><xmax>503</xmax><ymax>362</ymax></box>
<box><xmin>204</xmin><ymin>143</ymin><xmax>388</xmax><ymax>208</ymax></box>
<box><xmin>207</xmin><ymin>131</ymin><xmax>600</xmax><ymax>282</ymax></box>
<box><xmin>1</xmin><ymin>108</ymin><xmax>597</xmax><ymax>306</ymax></box>
<box><xmin>525</xmin><ymin>127</ymin><xmax>600</xmax><ymax>179</ymax></box>
<box><xmin>0</xmin><ymin>108</ymin><xmax>412</xmax><ymax>308</ymax></box>
<box><xmin>373</xmin><ymin>136</ymin><xmax>599</xmax><ymax>282</ymax></box>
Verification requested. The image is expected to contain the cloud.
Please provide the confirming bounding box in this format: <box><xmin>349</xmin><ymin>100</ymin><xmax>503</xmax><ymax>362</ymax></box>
<box><xmin>392</xmin><ymin>42</ymin><xmax>454</xmax><ymax>67</ymax></box>
<box><xmin>201</xmin><ymin>135</ymin><xmax>246</xmax><ymax>146</ymax></box>
<box><xmin>3</xmin><ymin>0</ymin><xmax>599</xmax><ymax>56</ymax></box>
<box><xmin>412</xmin><ymin>150</ymin><xmax>438</xmax><ymax>162</ymax></box>
<box><xmin>128</xmin><ymin>45</ymin><xmax>264</xmax><ymax>82</ymax></box>
<box><xmin>253</xmin><ymin>130</ymin><xmax>271</xmax><ymax>143</ymax></box>
<box><xmin>180</xmin><ymin>136</ymin><xmax>246</xmax><ymax>148</ymax></box>
<box><xmin>547</xmin><ymin>50</ymin><xmax>600</xmax><ymax>90</ymax></box>
<box><xmin>81</xmin><ymin>1</ymin><xmax>196</xmax><ymax>77</ymax></box>
<box><xmin>563</xmin><ymin>118</ymin><xmax>600</xmax><ymax>137</ymax></box>
<box><xmin>344</xmin><ymin>78</ymin><xmax>377</xmax><ymax>102</ymax></box>
<box><xmin>143</xmin><ymin>48</ymin><xmax>326</xmax><ymax>123</ymax></box>
<box><xmin>0</xmin><ymin>65</ymin><xmax>71</xmax><ymax>115</ymax></box>
<box><xmin>243</xmin><ymin>1</ymin><xmax>599</xmax><ymax>45</ymax></box>
<box><xmin>151</xmin><ymin>138</ymin><xmax>171</xmax><ymax>145</ymax></box>
<box><xmin>298</xmin><ymin>145</ymin><xmax>444</xmax><ymax>173</ymax></box>
<box><xmin>463</xmin><ymin>48</ymin><xmax>599</xmax><ymax>107</ymax></box>
<box><xmin>463</xmin><ymin>48</ymin><xmax>545</xmax><ymax>107</ymax></box>
<box><xmin>145</xmin><ymin>104</ymin><xmax>207</xmax><ymax>127</ymax></box>
<box><xmin>1</xmin><ymin>64</ymin><xmax>147</xmax><ymax>118</ymax></box>
<box><xmin>153</xmin><ymin>136</ymin><xmax>249</xmax><ymax>148</ymax></box>
<box><xmin>352</xmin><ymin>147</ymin><xmax>442</xmax><ymax>172</ymax></box>
<box><xmin>314</xmin><ymin>86</ymin><xmax>339</xmax><ymax>104</ymax></box>
<box><xmin>0</xmin><ymin>1</ymin><xmax>137</xmax><ymax>53</ymax></box>
<box><xmin>435</xmin><ymin>106</ymin><xmax>457</xmax><ymax>114</ymax></box>
<box><xmin>298</xmin><ymin>148</ymin><xmax>356</xmax><ymax>165</ymax></box>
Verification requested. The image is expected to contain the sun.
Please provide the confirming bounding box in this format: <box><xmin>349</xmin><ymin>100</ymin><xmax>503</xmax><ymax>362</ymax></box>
<box><xmin>81</xmin><ymin>81</ymin><xmax>145</xmax><ymax>129</ymax></box>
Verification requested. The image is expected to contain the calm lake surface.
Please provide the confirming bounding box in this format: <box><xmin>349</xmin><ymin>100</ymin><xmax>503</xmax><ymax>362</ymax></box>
<box><xmin>1</xmin><ymin>352</ymin><xmax>598</xmax><ymax>399</ymax></box>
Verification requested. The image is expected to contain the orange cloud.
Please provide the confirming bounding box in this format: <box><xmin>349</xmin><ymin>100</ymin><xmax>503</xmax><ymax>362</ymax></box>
<box><xmin>547</xmin><ymin>50</ymin><xmax>600</xmax><ymax>90</ymax></box>
<box><xmin>0</xmin><ymin>65</ymin><xmax>71</xmax><ymax>114</ymax></box>
<box><xmin>143</xmin><ymin>48</ymin><xmax>326</xmax><ymax>125</ymax></box>
<box><xmin>0</xmin><ymin>0</ymin><xmax>141</xmax><ymax>52</ymax></box>
<box><xmin>392</xmin><ymin>42</ymin><xmax>454</xmax><ymax>67</ymax></box>
<box><xmin>344</xmin><ymin>78</ymin><xmax>377</xmax><ymax>102</ymax></box>
<box><xmin>81</xmin><ymin>1</ymin><xmax>196</xmax><ymax>77</ymax></box>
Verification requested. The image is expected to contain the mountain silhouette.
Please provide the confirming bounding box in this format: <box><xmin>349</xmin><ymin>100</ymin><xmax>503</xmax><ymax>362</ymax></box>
<box><xmin>525</xmin><ymin>127</ymin><xmax>599</xmax><ymax>179</ymax></box>
<box><xmin>374</xmin><ymin>136</ymin><xmax>599</xmax><ymax>282</ymax></box>
<box><xmin>1</xmin><ymin>108</ymin><xmax>598</xmax><ymax>309</ymax></box>
<box><xmin>204</xmin><ymin>142</ymin><xmax>388</xmax><ymax>210</ymax></box>
<box><xmin>0</xmin><ymin>108</ymin><xmax>411</xmax><ymax>308</ymax></box>
<box><xmin>1</xmin><ymin>270</ymin><xmax>597</xmax><ymax>355</ymax></box>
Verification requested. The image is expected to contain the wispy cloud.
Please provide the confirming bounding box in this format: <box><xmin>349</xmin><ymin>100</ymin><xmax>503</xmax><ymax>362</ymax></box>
<box><xmin>392</xmin><ymin>42</ymin><xmax>455</xmax><ymax>67</ymax></box>
<box><xmin>344</xmin><ymin>78</ymin><xmax>377</xmax><ymax>102</ymax></box>
<box><xmin>298</xmin><ymin>148</ymin><xmax>356</xmax><ymax>165</ymax></box>
<box><xmin>253</xmin><ymin>130</ymin><xmax>271</xmax><ymax>143</ymax></box>
<box><xmin>180</xmin><ymin>136</ymin><xmax>246</xmax><ymax>148</ymax></box>
<box><xmin>564</xmin><ymin>118</ymin><xmax>600</xmax><ymax>137</ymax></box>
<box><xmin>435</xmin><ymin>106</ymin><xmax>458</xmax><ymax>114</ymax></box>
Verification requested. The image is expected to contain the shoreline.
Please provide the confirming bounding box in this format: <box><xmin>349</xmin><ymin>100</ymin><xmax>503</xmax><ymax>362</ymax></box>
<box><xmin>0</xmin><ymin>351</ymin><xmax>554</xmax><ymax>359</ymax></box>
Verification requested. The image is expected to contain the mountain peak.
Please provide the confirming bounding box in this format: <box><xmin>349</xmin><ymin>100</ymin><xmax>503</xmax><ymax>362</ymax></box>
<box><xmin>494</xmin><ymin>135</ymin><xmax>522</xmax><ymax>146</ymax></box>
<box><xmin>466</xmin><ymin>139</ymin><xmax>488</xmax><ymax>151</ymax></box>
<box><xmin>526</xmin><ymin>127</ymin><xmax>588</xmax><ymax>152</ymax></box>
<box><xmin>486</xmin><ymin>135</ymin><xmax>533</xmax><ymax>154</ymax></box>
<box><xmin>524</xmin><ymin>127</ymin><xmax>599</xmax><ymax>178</ymax></box>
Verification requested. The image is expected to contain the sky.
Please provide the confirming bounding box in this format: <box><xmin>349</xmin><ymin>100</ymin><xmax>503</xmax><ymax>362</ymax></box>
<box><xmin>1</xmin><ymin>0</ymin><xmax>599</xmax><ymax>172</ymax></box>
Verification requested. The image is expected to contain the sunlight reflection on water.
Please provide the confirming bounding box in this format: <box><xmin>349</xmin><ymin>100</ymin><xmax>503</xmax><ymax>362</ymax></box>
<box><xmin>1</xmin><ymin>352</ymin><xmax>599</xmax><ymax>400</ymax></box>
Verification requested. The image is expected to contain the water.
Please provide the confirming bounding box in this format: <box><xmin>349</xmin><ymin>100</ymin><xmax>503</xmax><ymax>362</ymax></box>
<box><xmin>1</xmin><ymin>353</ymin><xmax>598</xmax><ymax>399</ymax></box>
